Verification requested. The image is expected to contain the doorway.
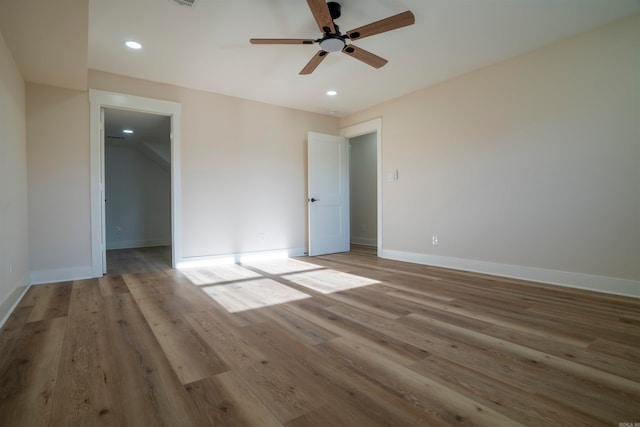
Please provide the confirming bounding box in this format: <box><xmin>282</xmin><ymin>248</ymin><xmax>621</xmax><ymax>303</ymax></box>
<box><xmin>349</xmin><ymin>132</ymin><xmax>378</xmax><ymax>251</ymax></box>
<box><xmin>341</xmin><ymin>118</ymin><xmax>382</xmax><ymax>254</ymax></box>
<box><xmin>104</xmin><ymin>108</ymin><xmax>172</xmax><ymax>273</ymax></box>
<box><xmin>307</xmin><ymin>119</ymin><xmax>382</xmax><ymax>257</ymax></box>
<box><xmin>89</xmin><ymin>90</ymin><xmax>182</xmax><ymax>277</ymax></box>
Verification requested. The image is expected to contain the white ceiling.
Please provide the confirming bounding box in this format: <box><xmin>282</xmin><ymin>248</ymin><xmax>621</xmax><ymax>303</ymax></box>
<box><xmin>2</xmin><ymin>1</ymin><xmax>639</xmax><ymax>117</ymax></box>
<box><xmin>104</xmin><ymin>108</ymin><xmax>170</xmax><ymax>145</ymax></box>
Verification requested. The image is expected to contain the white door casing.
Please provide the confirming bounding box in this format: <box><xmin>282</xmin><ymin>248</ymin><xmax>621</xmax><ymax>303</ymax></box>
<box><xmin>340</xmin><ymin>118</ymin><xmax>382</xmax><ymax>252</ymax></box>
<box><xmin>100</xmin><ymin>107</ymin><xmax>107</xmax><ymax>274</ymax></box>
<box><xmin>89</xmin><ymin>90</ymin><xmax>182</xmax><ymax>276</ymax></box>
<box><xmin>307</xmin><ymin>132</ymin><xmax>349</xmax><ymax>256</ymax></box>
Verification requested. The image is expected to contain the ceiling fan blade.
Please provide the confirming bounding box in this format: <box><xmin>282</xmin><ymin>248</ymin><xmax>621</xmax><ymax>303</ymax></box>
<box><xmin>342</xmin><ymin>45</ymin><xmax>388</xmax><ymax>69</ymax></box>
<box><xmin>346</xmin><ymin>11</ymin><xmax>415</xmax><ymax>41</ymax></box>
<box><xmin>250</xmin><ymin>38</ymin><xmax>316</xmax><ymax>45</ymax></box>
<box><xmin>300</xmin><ymin>50</ymin><xmax>329</xmax><ymax>75</ymax></box>
<box><xmin>306</xmin><ymin>0</ymin><xmax>336</xmax><ymax>34</ymax></box>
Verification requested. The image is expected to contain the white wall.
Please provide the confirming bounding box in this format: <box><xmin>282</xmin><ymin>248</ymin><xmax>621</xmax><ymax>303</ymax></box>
<box><xmin>26</xmin><ymin>83</ymin><xmax>92</xmax><ymax>283</ymax></box>
<box><xmin>31</xmin><ymin>70</ymin><xmax>337</xmax><ymax>273</ymax></box>
<box><xmin>350</xmin><ymin>133</ymin><xmax>377</xmax><ymax>246</ymax></box>
<box><xmin>0</xmin><ymin>30</ymin><xmax>29</xmax><ymax>324</ymax></box>
<box><xmin>341</xmin><ymin>15</ymin><xmax>640</xmax><ymax>296</ymax></box>
<box><xmin>25</xmin><ymin>72</ymin><xmax>337</xmax><ymax>283</ymax></box>
<box><xmin>105</xmin><ymin>139</ymin><xmax>171</xmax><ymax>250</ymax></box>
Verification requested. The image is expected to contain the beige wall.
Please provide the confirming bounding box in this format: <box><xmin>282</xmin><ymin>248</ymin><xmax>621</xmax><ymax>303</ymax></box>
<box><xmin>0</xmin><ymin>30</ymin><xmax>29</xmax><ymax>322</ymax></box>
<box><xmin>341</xmin><ymin>15</ymin><xmax>640</xmax><ymax>293</ymax></box>
<box><xmin>25</xmin><ymin>70</ymin><xmax>337</xmax><ymax>283</ymax></box>
<box><xmin>27</xmin><ymin>83</ymin><xmax>91</xmax><ymax>281</ymax></box>
<box><xmin>91</xmin><ymin>71</ymin><xmax>339</xmax><ymax>259</ymax></box>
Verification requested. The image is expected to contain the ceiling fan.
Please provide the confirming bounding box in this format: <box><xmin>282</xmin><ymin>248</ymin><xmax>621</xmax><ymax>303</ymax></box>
<box><xmin>250</xmin><ymin>0</ymin><xmax>415</xmax><ymax>75</ymax></box>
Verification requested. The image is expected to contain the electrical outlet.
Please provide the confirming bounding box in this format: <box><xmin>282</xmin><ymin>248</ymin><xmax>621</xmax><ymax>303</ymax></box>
<box><xmin>432</xmin><ymin>235</ymin><xmax>439</xmax><ymax>246</ymax></box>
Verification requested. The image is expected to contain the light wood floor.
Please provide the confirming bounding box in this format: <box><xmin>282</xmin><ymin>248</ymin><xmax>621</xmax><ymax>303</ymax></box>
<box><xmin>1</xmin><ymin>249</ymin><xmax>639</xmax><ymax>426</ymax></box>
<box><xmin>106</xmin><ymin>246</ymin><xmax>172</xmax><ymax>275</ymax></box>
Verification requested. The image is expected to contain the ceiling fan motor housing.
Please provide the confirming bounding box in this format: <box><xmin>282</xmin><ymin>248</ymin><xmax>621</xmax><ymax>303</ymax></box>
<box><xmin>327</xmin><ymin>2</ymin><xmax>342</xmax><ymax>20</ymax></box>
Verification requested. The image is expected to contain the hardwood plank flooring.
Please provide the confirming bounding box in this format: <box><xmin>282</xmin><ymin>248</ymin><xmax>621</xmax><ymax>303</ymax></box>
<box><xmin>48</xmin><ymin>279</ymin><xmax>124</xmax><ymax>426</ymax></box>
<box><xmin>1</xmin><ymin>249</ymin><xmax>639</xmax><ymax>426</ymax></box>
<box><xmin>106</xmin><ymin>246</ymin><xmax>172</xmax><ymax>275</ymax></box>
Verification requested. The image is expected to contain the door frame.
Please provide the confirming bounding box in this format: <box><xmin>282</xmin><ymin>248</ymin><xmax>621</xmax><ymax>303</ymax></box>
<box><xmin>89</xmin><ymin>90</ymin><xmax>182</xmax><ymax>276</ymax></box>
<box><xmin>340</xmin><ymin>118</ymin><xmax>382</xmax><ymax>253</ymax></box>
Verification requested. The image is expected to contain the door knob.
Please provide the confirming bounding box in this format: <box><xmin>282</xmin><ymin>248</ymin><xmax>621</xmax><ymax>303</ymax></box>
<box><xmin>310</xmin><ymin>197</ymin><xmax>319</xmax><ymax>202</ymax></box>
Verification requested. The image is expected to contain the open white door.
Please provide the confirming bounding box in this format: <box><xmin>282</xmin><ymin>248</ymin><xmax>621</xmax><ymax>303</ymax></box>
<box><xmin>308</xmin><ymin>132</ymin><xmax>349</xmax><ymax>256</ymax></box>
<box><xmin>100</xmin><ymin>107</ymin><xmax>107</xmax><ymax>274</ymax></box>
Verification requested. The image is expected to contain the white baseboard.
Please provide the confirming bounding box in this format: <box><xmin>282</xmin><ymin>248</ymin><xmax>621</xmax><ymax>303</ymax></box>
<box><xmin>177</xmin><ymin>247</ymin><xmax>307</xmax><ymax>269</ymax></box>
<box><xmin>106</xmin><ymin>239</ymin><xmax>171</xmax><ymax>250</ymax></box>
<box><xmin>351</xmin><ymin>237</ymin><xmax>377</xmax><ymax>246</ymax></box>
<box><xmin>0</xmin><ymin>277</ymin><xmax>30</xmax><ymax>329</ymax></box>
<box><xmin>380</xmin><ymin>249</ymin><xmax>640</xmax><ymax>299</ymax></box>
<box><xmin>30</xmin><ymin>266</ymin><xmax>94</xmax><ymax>285</ymax></box>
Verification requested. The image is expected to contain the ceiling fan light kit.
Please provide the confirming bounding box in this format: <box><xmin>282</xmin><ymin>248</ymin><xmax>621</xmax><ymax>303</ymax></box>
<box><xmin>250</xmin><ymin>0</ymin><xmax>415</xmax><ymax>75</ymax></box>
<box><xmin>319</xmin><ymin>36</ymin><xmax>345</xmax><ymax>52</ymax></box>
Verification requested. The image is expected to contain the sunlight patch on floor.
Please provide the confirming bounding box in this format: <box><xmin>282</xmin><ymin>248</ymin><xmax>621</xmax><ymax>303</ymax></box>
<box><xmin>241</xmin><ymin>257</ymin><xmax>322</xmax><ymax>275</ymax></box>
<box><xmin>176</xmin><ymin>256</ymin><xmax>236</xmax><ymax>269</ymax></box>
<box><xmin>179</xmin><ymin>264</ymin><xmax>261</xmax><ymax>286</ymax></box>
<box><xmin>283</xmin><ymin>269</ymin><xmax>379</xmax><ymax>294</ymax></box>
<box><xmin>201</xmin><ymin>278</ymin><xmax>311</xmax><ymax>313</ymax></box>
<box><xmin>239</xmin><ymin>250</ymin><xmax>289</xmax><ymax>263</ymax></box>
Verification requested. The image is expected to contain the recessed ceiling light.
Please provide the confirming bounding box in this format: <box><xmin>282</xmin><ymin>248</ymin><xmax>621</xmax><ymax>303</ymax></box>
<box><xmin>125</xmin><ymin>41</ymin><xmax>142</xmax><ymax>50</ymax></box>
<box><xmin>123</xmin><ymin>129</ymin><xmax>134</xmax><ymax>134</ymax></box>
<box><xmin>326</xmin><ymin>90</ymin><xmax>337</xmax><ymax>96</ymax></box>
